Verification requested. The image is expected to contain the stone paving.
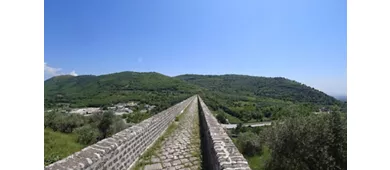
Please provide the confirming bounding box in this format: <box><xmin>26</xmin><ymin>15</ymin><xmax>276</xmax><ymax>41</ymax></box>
<box><xmin>134</xmin><ymin>99</ymin><xmax>202</xmax><ymax>170</ymax></box>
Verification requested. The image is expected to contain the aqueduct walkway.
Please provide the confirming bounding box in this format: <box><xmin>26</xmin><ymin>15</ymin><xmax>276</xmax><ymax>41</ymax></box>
<box><xmin>45</xmin><ymin>95</ymin><xmax>250</xmax><ymax>170</ymax></box>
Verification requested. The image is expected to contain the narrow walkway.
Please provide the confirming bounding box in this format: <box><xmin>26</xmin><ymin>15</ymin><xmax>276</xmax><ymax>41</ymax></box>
<box><xmin>134</xmin><ymin>99</ymin><xmax>202</xmax><ymax>170</ymax></box>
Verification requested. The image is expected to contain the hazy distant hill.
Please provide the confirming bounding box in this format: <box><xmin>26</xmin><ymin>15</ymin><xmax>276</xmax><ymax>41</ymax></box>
<box><xmin>175</xmin><ymin>74</ymin><xmax>345</xmax><ymax>122</ymax></box>
<box><xmin>334</xmin><ymin>95</ymin><xmax>347</xmax><ymax>102</ymax></box>
<box><xmin>176</xmin><ymin>74</ymin><xmax>340</xmax><ymax>106</ymax></box>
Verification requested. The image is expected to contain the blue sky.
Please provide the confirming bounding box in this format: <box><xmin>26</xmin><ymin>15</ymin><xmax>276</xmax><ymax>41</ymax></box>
<box><xmin>44</xmin><ymin>0</ymin><xmax>346</xmax><ymax>96</ymax></box>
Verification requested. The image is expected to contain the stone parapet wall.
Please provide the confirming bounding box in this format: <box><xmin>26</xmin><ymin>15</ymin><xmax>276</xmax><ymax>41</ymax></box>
<box><xmin>198</xmin><ymin>96</ymin><xmax>251</xmax><ymax>170</ymax></box>
<box><xmin>45</xmin><ymin>96</ymin><xmax>196</xmax><ymax>170</ymax></box>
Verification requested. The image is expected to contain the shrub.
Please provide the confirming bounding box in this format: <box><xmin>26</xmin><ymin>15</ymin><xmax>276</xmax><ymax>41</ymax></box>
<box><xmin>74</xmin><ymin>125</ymin><xmax>100</xmax><ymax>145</ymax></box>
<box><xmin>263</xmin><ymin>112</ymin><xmax>347</xmax><ymax>170</ymax></box>
<box><xmin>107</xmin><ymin>116</ymin><xmax>127</xmax><ymax>136</ymax></box>
<box><xmin>236</xmin><ymin>131</ymin><xmax>262</xmax><ymax>156</ymax></box>
<box><xmin>125</xmin><ymin>112</ymin><xmax>151</xmax><ymax>124</ymax></box>
<box><xmin>44</xmin><ymin>112</ymin><xmax>86</xmax><ymax>133</ymax></box>
<box><xmin>216</xmin><ymin>113</ymin><xmax>228</xmax><ymax>124</ymax></box>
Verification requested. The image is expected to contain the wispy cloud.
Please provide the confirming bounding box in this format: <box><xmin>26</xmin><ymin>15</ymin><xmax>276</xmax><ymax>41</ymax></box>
<box><xmin>44</xmin><ymin>62</ymin><xmax>78</xmax><ymax>78</ymax></box>
<box><xmin>44</xmin><ymin>62</ymin><xmax>62</xmax><ymax>76</ymax></box>
<box><xmin>69</xmin><ymin>70</ymin><xmax>78</xmax><ymax>76</ymax></box>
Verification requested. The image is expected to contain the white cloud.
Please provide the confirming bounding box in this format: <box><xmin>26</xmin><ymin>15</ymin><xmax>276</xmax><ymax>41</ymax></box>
<box><xmin>69</xmin><ymin>70</ymin><xmax>78</xmax><ymax>76</ymax></box>
<box><xmin>44</xmin><ymin>62</ymin><xmax>78</xmax><ymax>78</ymax></box>
<box><xmin>44</xmin><ymin>62</ymin><xmax>62</xmax><ymax>76</ymax></box>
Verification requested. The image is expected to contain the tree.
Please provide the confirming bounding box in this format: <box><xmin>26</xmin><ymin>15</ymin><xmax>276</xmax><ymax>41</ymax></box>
<box><xmin>262</xmin><ymin>107</ymin><xmax>272</xmax><ymax>118</ymax></box>
<box><xmin>263</xmin><ymin>113</ymin><xmax>347</xmax><ymax>170</ymax></box>
<box><xmin>234</xmin><ymin>122</ymin><xmax>243</xmax><ymax>134</ymax></box>
<box><xmin>44</xmin><ymin>112</ymin><xmax>87</xmax><ymax>133</ymax></box>
<box><xmin>329</xmin><ymin>110</ymin><xmax>347</xmax><ymax>170</ymax></box>
<box><xmin>74</xmin><ymin>125</ymin><xmax>100</xmax><ymax>145</ymax></box>
<box><xmin>252</xmin><ymin>112</ymin><xmax>263</xmax><ymax>122</ymax></box>
<box><xmin>216</xmin><ymin>113</ymin><xmax>228</xmax><ymax>124</ymax></box>
<box><xmin>98</xmin><ymin>111</ymin><xmax>114</xmax><ymax>139</ymax></box>
<box><xmin>108</xmin><ymin>116</ymin><xmax>127</xmax><ymax>136</ymax></box>
<box><xmin>236</xmin><ymin>132</ymin><xmax>262</xmax><ymax>156</ymax></box>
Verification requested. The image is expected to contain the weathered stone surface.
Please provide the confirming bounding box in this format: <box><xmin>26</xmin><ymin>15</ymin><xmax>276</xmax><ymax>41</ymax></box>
<box><xmin>44</xmin><ymin>96</ymin><xmax>196</xmax><ymax>170</ymax></box>
<box><xmin>172</xmin><ymin>160</ymin><xmax>182</xmax><ymax>166</ymax></box>
<box><xmin>181</xmin><ymin>158</ymin><xmax>189</xmax><ymax>164</ymax></box>
<box><xmin>144</xmin><ymin>163</ymin><xmax>163</xmax><ymax>170</ymax></box>
<box><xmin>162</xmin><ymin>162</ymin><xmax>171</xmax><ymax>168</ymax></box>
<box><xmin>45</xmin><ymin>95</ymin><xmax>251</xmax><ymax>170</ymax></box>
<box><xmin>198</xmin><ymin>96</ymin><xmax>251</xmax><ymax>170</ymax></box>
<box><xmin>151</xmin><ymin>157</ymin><xmax>160</xmax><ymax>163</ymax></box>
<box><xmin>136</xmin><ymin>98</ymin><xmax>202</xmax><ymax>170</ymax></box>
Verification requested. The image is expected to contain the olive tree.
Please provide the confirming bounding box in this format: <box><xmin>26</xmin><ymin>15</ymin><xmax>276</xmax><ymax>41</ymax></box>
<box><xmin>74</xmin><ymin>125</ymin><xmax>100</xmax><ymax>145</ymax></box>
<box><xmin>236</xmin><ymin>131</ymin><xmax>262</xmax><ymax>156</ymax></box>
<box><xmin>263</xmin><ymin>112</ymin><xmax>347</xmax><ymax>170</ymax></box>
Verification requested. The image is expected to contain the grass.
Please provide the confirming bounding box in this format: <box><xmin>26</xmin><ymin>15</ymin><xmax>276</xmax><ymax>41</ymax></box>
<box><xmin>223</xmin><ymin>112</ymin><xmax>242</xmax><ymax>124</ymax></box>
<box><xmin>245</xmin><ymin>146</ymin><xmax>271</xmax><ymax>170</ymax></box>
<box><xmin>189</xmin><ymin>105</ymin><xmax>202</xmax><ymax>169</ymax></box>
<box><xmin>44</xmin><ymin>128</ymin><xmax>86</xmax><ymax>166</ymax></box>
<box><xmin>230</xmin><ymin>132</ymin><xmax>271</xmax><ymax>170</ymax></box>
<box><xmin>212</xmin><ymin>109</ymin><xmax>242</xmax><ymax>124</ymax></box>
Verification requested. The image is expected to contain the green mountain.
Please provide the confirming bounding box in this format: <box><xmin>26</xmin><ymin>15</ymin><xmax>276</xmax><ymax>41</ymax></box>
<box><xmin>176</xmin><ymin>74</ymin><xmax>339</xmax><ymax>105</ymax></box>
<box><xmin>45</xmin><ymin>71</ymin><xmax>345</xmax><ymax>122</ymax></box>
<box><xmin>176</xmin><ymin>74</ymin><xmax>344</xmax><ymax>122</ymax></box>
<box><xmin>44</xmin><ymin>71</ymin><xmax>201</xmax><ymax>111</ymax></box>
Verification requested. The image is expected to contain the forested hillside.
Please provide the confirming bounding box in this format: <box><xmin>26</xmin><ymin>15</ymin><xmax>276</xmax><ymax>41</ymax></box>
<box><xmin>177</xmin><ymin>74</ymin><xmax>345</xmax><ymax>122</ymax></box>
<box><xmin>45</xmin><ymin>71</ymin><xmax>347</xmax><ymax>168</ymax></box>
<box><xmin>176</xmin><ymin>74</ymin><xmax>339</xmax><ymax>105</ymax></box>
<box><xmin>44</xmin><ymin>71</ymin><xmax>201</xmax><ymax>111</ymax></box>
<box><xmin>45</xmin><ymin>72</ymin><xmax>345</xmax><ymax>123</ymax></box>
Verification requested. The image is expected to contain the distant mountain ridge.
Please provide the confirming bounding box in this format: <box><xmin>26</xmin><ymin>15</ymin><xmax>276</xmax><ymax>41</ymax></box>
<box><xmin>176</xmin><ymin>74</ymin><xmax>340</xmax><ymax>106</ymax></box>
<box><xmin>44</xmin><ymin>71</ymin><xmax>200</xmax><ymax>110</ymax></box>
<box><xmin>45</xmin><ymin>71</ymin><xmax>343</xmax><ymax>111</ymax></box>
<box><xmin>334</xmin><ymin>95</ymin><xmax>347</xmax><ymax>102</ymax></box>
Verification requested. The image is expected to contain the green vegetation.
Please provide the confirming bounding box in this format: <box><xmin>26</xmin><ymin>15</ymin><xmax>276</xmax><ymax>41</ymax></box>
<box><xmin>45</xmin><ymin>72</ymin><xmax>346</xmax><ymax>124</ymax></box>
<box><xmin>244</xmin><ymin>146</ymin><xmax>271</xmax><ymax>170</ymax></box>
<box><xmin>45</xmin><ymin>71</ymin><xmax>347</xmax><ymax>169</ymax></box>
<box><xmin>73</xmin><ymin>125</ymin><xmax>100</xmax><ymax>145</ymax></box>
<box><xmin>211</xmin><ymin>109</ymin><xmax>242</xmax><ymax>124</ymax></box>
<box><xmin>44</xmin><ymin>111</ymin><xmax>127</xmax><ymax>165</ymax></box>
<box><xmin>121</xmin><ymin>111</ymin><xmax>152</xmax><ymax>124</ymax></box>
<box><xmin>230</xmin><ymin>111</ymin><xmax>347</xmax><ymax>170</ymax></box>
<box><xmin>45</xmin><ymin>72</ymin><xmax>201</xmax><ymax>112</ymax></box>
<box><xmin>177</xmin><ymin>74</ymin><xmax>346</xmax><ymax>123</ymax></box>
<box><xmin>264</xmin><ymin>111</ymin><xmax>347</xmax><ymax>170</ymax></box>
<box><xmin>189</xmin><ymin>105</ymin><xmax>202</xmax><ymax>169</ymax></box>
<box><xmin>216</xmin><ymin>113</ymin><xmax>228</xmax><ymax>124</ymax></box>
<box><xmin>236</xmin><ymin>131</ymin><xmax>262</xmax><ymax>156</ymax></box>
<box><xmin>222</xmin><ymin>112</ymin><xmax>242</xmax><ymax>123</ymax></box>
<box><xmin>44</xmin><ymin>128</ymin><xmax>85</xmax><ymax>166</ymax></box>
<box><xmin>177</xmin><ymin>74</ymin><xmax>340</xmax><ymax>105</ymax></box>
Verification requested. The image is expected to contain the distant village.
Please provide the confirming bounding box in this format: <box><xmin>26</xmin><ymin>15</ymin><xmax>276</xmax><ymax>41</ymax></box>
<box><xmin>46</xmin><ymin>101</ymin><xmax>156</xmax><ymax>116</ymax></box>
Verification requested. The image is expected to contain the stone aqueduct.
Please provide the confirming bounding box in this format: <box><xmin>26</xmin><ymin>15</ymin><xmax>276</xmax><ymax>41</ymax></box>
<box><xmin>45</xmin><ymin>95</ymin><xmax>251</xmax><ymax>170</ymax></box>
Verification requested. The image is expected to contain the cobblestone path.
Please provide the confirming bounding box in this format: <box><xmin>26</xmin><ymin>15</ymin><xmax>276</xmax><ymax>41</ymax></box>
<box><xmin>133</xmin><ymin>98</ymin><xmax>202</xmax><ymax>170</ymax></box>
